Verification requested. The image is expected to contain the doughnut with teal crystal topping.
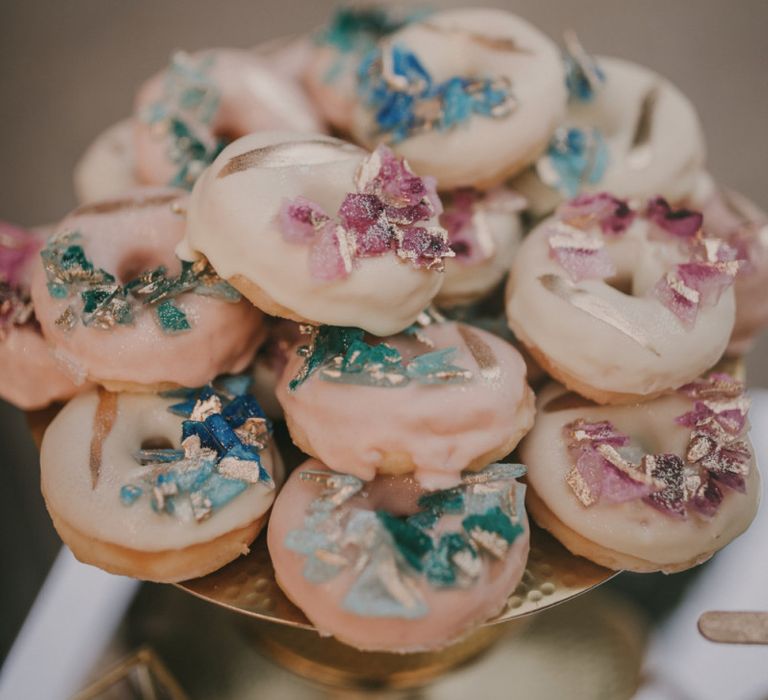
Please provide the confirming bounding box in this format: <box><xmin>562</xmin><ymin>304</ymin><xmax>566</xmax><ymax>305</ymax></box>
<box><xmin>514</xmin><ymin>51</ymin><xmax>706</xmax><ymax>217</ymax></box>
<box><xmin>0</xmin><ymin>221</ymin><xmax>90</xmax><ymax>408</ymax></box>
<box><xmin>29</xmin><ymin>188</ymin><xmax>267</xmax><ymax>392</ymax></box>
<box><xmin>350</xmin><ymin>8</ymin><xmax>567</xmax><ymax>189</ymax></box>
<box><xmin>74</xmin><ymin>120</ymin><xmax>139</xmax><ymax>204</ymax></box>
<box><xmin>276</xmin><ymin>319</ymin><xmax>535</xmax><ymax>489</ymax></box>
<box><xmin>179</xmin><ymin>132</ymin><xmax>451</xmax><ymax>336</ymax></box>
<box><xmin>133</xmin><ymin>49</ymin><xmax>325</xmax><ymax>191</ymax></box>
<box><xmin>303</xmin><ymin>5</ymin><xmax>421</xmax><ymax>132</ymax></box>
<box><xmin>41</xmin><ymin>379</ymin><xmax>282</xmax><ymax>582</ymax></box>
<box><xmin>687</xmin><ymin>174</ymin><xmax>768</xmax><ymax>355</ymax></box>
<box><xmin>521</xmin><ymin>379</ymin><xmax>759</xmax><ymax>572</ymax></box>
<box><xmin>505</xmin><ymin>193</ymin><xmax>738</xmax><ymax>404</ymax></box>
<box><xmin>435</xmin><ymin>186</ymin><xmax>526</xmax><ymax>307</ymax></box>
<box><xmin>267</xmin><ymin>460</ymin><xmax>529</xmax><ymax>651</ymax></box>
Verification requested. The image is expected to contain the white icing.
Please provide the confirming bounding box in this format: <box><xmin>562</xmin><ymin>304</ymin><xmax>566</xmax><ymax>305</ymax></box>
<box><xmin>41</xmin><ymin>390</ymin><xmax>283</xmax><ymax>551</ymax></box>
<box><xmin>351</xmin><ymin>9</ymin><xmax>567</xmax><ymax>188</ymax></box>
<box><xmin>506</xmin><ymin>215</ymin><xmax>735</xmax><ymax>397</ymax></box>
<box><xmin>521</xmin><ymin>383</ymin><xmax>759</xmax><ymax>566</ymax></box>
<box><xmin>74</xmin><ymin>120</ymin><xmax>139</xmax><ymax>204</ymax></box>
<box><xmin>514</xmin><ymin>56</ymin><xmax>706</xmax><ymax>215</ymax></box>
<box><xmin>180</xmin><ymin>132</ymin><xmax>445</xmax><ymax>336</ymax></box>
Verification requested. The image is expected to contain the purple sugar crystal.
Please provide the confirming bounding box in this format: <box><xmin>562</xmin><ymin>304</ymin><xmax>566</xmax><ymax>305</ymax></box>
<box><xmin>558</xmin><ymin>192</ymin><xmax>636</xmax><ymax>235</ymax></box>
<box><xmin>646</xmin><ymin>197</ymin><xmax>703</xmax><ymax>241</ymax></box>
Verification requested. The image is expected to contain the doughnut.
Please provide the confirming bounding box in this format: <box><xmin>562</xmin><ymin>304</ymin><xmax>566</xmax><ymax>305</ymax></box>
<box><xmin>268</xmin><ymin>460</ymin><xmax>529</xmax><ymax>651</ymax></box>
<box><xmin>513</xmin><ymin>43</ymin><xmax>706</xmax><ymax>217</ymax></box>
<box><xmin>506</xmin><ymin>193</ymin><xmax>738</xmax><ymax>404</ymax></box>
<box><xmin>179</xmin><ymin>132</ymin><xmax>453</xmax><ymax>336</ymax></box>
<box><xmin>74</xmin><ymin>120</ymin><xmax>138</xmax><ymax>204</ymax></box>
<box><xmin>436</xmin><ymin>186</ymin><xmax>526</xmax><ymax>307</ymax></box>
<box><xmin>351</xmin><ymin>8</ymin><xmax>567</xmax><ymax>189</ymax></box>
<box><xmin>0</xmin><ymin>221</ymin><xmax>88</xmax><ymax>408</ymax></box>
<box><xmin>29</xmin><ymin>188</ymin><xmax>266</xmax><ymax>392</ymax></box>
<box><xmin>691</xmin><ymin>176</ymin><xmax>768</xmax><ymax>355</ymax></box>
<box><xmin>134</xmin><ymin>49</ymin><xmax>325</xmax><ymax>190</ymax></box>
<box><xmin>303</xmin><ymin>6</ymin><xmax>419</xmax><ymax>132</ymax></box>
<box><xmin>521</xmin><ymin>378</ymin><xmax>759</xmax><ymax>572</ymax></box>
<box><xmin>252</xmin><ymin>34</ymin><xmax>314</xmax><ymax>83</ymax></box>
<box><xmin>41</xmin><ymin>379</ymin><xmax>282</xmax><ymax>582</ymax></box>
<box><xmin>276</xmin><ymin>318</ymin><xmax>535</xmax><ymax>489</ymax></box>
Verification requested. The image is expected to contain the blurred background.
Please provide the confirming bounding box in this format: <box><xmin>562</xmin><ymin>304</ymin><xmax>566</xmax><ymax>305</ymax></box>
<box><xmin>0</xmin><ymin>0</ymin><xmax>766</xmax><ymax>697</ymax></box>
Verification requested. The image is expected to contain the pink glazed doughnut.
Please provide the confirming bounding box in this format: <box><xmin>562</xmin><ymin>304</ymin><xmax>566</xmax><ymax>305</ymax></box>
<box><xmin>277</xmin><ymin>320</ymin><xmax>535</xmax><ymax>490</ymax></box>
<box><xmin>0</xmin><ymin>222</ymin><xmax>88</xmax><ymax>408</ymax></box>
<box><xmin>268</xmin><ymin>460</ymin><xmax>530</xmax><ymax>652</ymax></box>
<box><xmin>521</xmin><ymin>378</ymin><xmax>759</xmax><ymax>572</ymax></box>
<box><xmin>692</xmin><ymin>177</ymin><xmax>768</xmax><ymax>355</ymax></box>
<box><xmin>506</xmin><ymin>193</ymin><xmax>737</xmax><ymax>404</ymax></box>
<box><xmin>30</xmin><ymin>189</ymin><xmax>266</xmax><ymax>392</ymax></box>
<box><xmin>134</xmin><ymin>49</ymin><xmax>324</xmax><ymax>190</ymax></box>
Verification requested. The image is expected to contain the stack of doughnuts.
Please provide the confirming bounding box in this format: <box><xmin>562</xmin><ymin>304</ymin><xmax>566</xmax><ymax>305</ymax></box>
<box><xmin>2</xmin><ymin>5</ymin><xmax>762</xmax><ymax>653</ymax></box>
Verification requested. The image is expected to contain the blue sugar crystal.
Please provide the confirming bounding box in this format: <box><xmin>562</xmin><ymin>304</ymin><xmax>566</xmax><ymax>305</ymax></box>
<box><xmin>289</xmin><ymin>325</ymin><xmax>365</xmax><ymax>390</ymax></box>
<box><xmin>417</xmin><ymin>488</ymin><xmax>465</xmax><ymax>516</ymax></box>
<box><xmin>155</xmin><ymin>299</ymin><xmax>191</xmax><ymax>333</ymax></box>
<box><xmin>376</xmin><ymin>511</ymin><xmax>433</xmax><ymax>572</ymax></box>
<box><xmin>221</xmin><ymin>394</ymin><xmax>267</xmax><ymax>427</ymax></box>
<box><xmin>424</xmin><ymin>533</ymin><xmax>475</xmax><ymax>587</ymax></box>
<box><xmin>200</xmin><ymin>473</ymin><xmax>248</xmax><ymax>510</ymax></box>
<box><xmin>202</xmin><ymin>413</ymin><xmax>240</xmax><ymax>453</ymax></box>
<box><xmin>132</xmin><ymin>448</ymin><xmax>184</xmax><ymax>465</ymax></box>
<box><xmin>564</xmin><ymin>53</ymin><xmax>605</xmax><ymax>103</ymax></box>
<box><xmin>462</xmin><ymin>506</ymin><xmax>523</xmax><ymax>545</ymax></box>
<box><xmin>119</xmin><ymin>484</ymin><xmax>143</xmax><ymax>506</ymax></box>
<box><xmin>541</xmin><ymin>127</ymin><xmax>609</xmax><ymax>197</ymax></box>
<box><xmin>343</xmin><ymin>549</ymin><xmax>428</xmax><ymax>619</ymax></box>
<box><xmin>175</xmin><ymin>460</ymin><xmax>215</xmax><ymax>492</ymax></box>
<box><xmin>441</xmin><ymin>78</ymin><xmax>473</xmax><ymax>128</ymax></box>
<box><xmin>405</xmin><ymin>347</ymin><xmax>471</xmax><ymax>384</ymax></box>
<box><xmin>215</xmin><ymin>374</ymin><xmax>252</xmax><ymax>398</ymax></box>
<box><xmin>181</xmin><ymin>419</ymin><xmax>215</xmax><ymax>449</ymax></box>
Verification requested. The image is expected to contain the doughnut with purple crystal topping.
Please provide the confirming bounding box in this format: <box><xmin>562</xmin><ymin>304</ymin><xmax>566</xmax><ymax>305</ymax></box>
<box><xmin>506</xmin><ymin>193</ymin><xmax>738</xmax><ymax>403</ymax></box>
<box><xmin>179</xmin><ymin>132</ymin><xmax>450</xmax><ymax>336</ymax></box>
<box><xmin>520</xmin><ymin>378</ymin><xmax>759</xmax><ymax>572</ymax></box>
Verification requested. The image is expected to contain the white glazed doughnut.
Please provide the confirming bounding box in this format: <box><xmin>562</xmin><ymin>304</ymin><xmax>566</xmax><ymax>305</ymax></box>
<box><xmin>41</xmin><ymin>382</ymin><xmax>282</xmax><ymax>582</ymax></box>
<box><xmin>268</xmin><ymin>460</ymin><xmax>530</xmax><ymax>651</ymax></box>
<box><xmin>303</xmin><ymin>6</ymin><xmax>418</xmax><ymax>132</ymax></box>
<box><xmin>0</xmin><ymin>221</ymin><xmax>89</xmax><ymax>408</ymax></box>
<box><xmin>179</xmin><ymin>132</ymin><xmax>452</xmax><ymax>336</ymax></box>
<box><xmin>436</xmin><ymin>187</ymin><xmax>526</xmax><ymax>307</ymax></box>
<box><xmin>74</xmin><ymin>120</ymin><xmax>139</xmax><ymax>204</ymax></box>
<box><xmin>506</xmin><ymin>194</ymin><xmax>737</xmax><ymax>404</ymax></box>
<box><xmin>134</xmin><ymin>49</ymin><xmax>325</xmax><ymax>190</ymax></box>
<box><xmin>514</xmin><ymin>51</ymin><xmax>706</xmax><ymax>217</ymax></box>
<box><xmin>276</xmin><ymin>320</ymin><xmax>535</xmax><ymax>490</ymax></box>
<box><xmin>351</xmin><ymin>8</ymin><xmax>567</xmax><ymax>189</ymax></box>
<box><xmin>521</xmin><ymin>380</ymin><xmax>759</xmax><ymax>572</ymax></box>
<box><xmin>689</xmin><ymin>174</ymin><xmax>768</xmax><ymax>355</ymax></box>
<box><xmin>30</xmin><ymin>188</ymin><xmax>267</xmax><ymax>391</ymax></box>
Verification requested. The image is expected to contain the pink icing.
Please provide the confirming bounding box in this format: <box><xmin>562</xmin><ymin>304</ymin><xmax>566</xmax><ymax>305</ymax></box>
<box><xmin>29</xmin><ymin>188</ymin><xmax>266</xmax><ymax>388</ymax></box>
<box><xmin>267</xmin><ymin>460</ymin><xmax>530</xmax><ymax>652</ymax></box>
<box><xmin>276</xmin><ymin>322</ymin><xmax>534</xmax><ymax>489</ymax></box>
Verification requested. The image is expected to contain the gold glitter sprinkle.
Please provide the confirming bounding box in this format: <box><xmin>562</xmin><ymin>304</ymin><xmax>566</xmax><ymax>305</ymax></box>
<box><xmin>452</xmin><ymin>549</ymin><xmax>482</xmax><ymax>579</ymax></box>
<box><xmin>596</xmin><ymin>444</ymin><xmax>664</xmax><ymax>489</ymax></box>
<box><xmin>566</xmin><ymin>466</ymin><xmax>598</xmax><ymax>507</ymax></box>
<box><xmin>216</xmin><ymin>139</ymin><xmax>360</xmax><ymax>178</ymax></box>
<box><xmin>234</xmin><ymin>417</ymin><xmax>270</xmax><ymax>449</ymax></box>
<box><xmin>89</xmin><ymin>388</ymin><xmax>118</xmax><ymax>489</ymax></box>
<box><xmin>686</xmin><ymin>433</ymin><xmax>715</xmax><ymax>463</ymax></box>
<box><xmin>468</xmin><ymin>527</ymin><xmax>509</xmax><ymax>558</ymax></box>
<box><xmin>539</xmin><ymin>273</ymin><xmax>661</xmax><ymax>356</ymax></box>
<box><xmin>457</xmin><ymin>325</ymin><xmax>500</xmax><ymax>382</ymax></box>
<box><xmin>54</xmin><ymin>306</ymin><xmax>77</xmax><ymax>331</ymax></box>
<box><xmin>218</xmin><ymin>456</ymin><xmax>263</xmax><ymax>484</ymax></box>
<box><xmin>190</xmin><ymin>394</ymin><xmax>222</xmax><ymax>422</ymax></box>
<box><xmin>666</xmin><ymin>273</ymin><xmax>700</xmax><ymax>303</ymax></box>
<box><xmin>73</xmin><ymin>192</ymin><xmax>181</xmax><ymax>217</ymax></box>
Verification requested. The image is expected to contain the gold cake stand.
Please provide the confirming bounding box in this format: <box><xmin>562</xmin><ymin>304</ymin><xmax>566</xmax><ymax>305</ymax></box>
<box><xmin>28</xmin><ymin>405</ymin><xmax>620</xmax><ymax>691</ymax></box>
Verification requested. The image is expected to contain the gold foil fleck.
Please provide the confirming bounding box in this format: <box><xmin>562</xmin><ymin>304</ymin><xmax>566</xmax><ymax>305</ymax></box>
<box><xmin>216</xmin><ymin>139</ymin><xmax>358</xmax><ymax>178</ymax></box>
<box><xmin>73</xmin><ymin>192</ymin><xmax>180</xmax><ymax>217</ymax></box>
<box><xmin>566</xmin><ymin>466</ymin><xmax>598</xmax><ymax>507</ymax></box>
<box><xmin>89</xmin><ymin>388</ymin><xmax>118</xmax><ymax>489</ymax></box>
<box><xmin>457</xmin><ymin>324</ymin><xmax>500</xmax><ymax>382</ymax></box>
<box><xmin>539</xmin><ymin>273</ymin><xmax>661</xmax><ymax>356</ymax></box>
